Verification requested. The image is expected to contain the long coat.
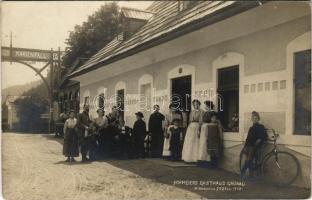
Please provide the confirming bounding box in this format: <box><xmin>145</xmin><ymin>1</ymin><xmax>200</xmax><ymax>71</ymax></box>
<box><xmin>148</xmin><ymin>112</ymin><xmax>165</xmax><ymax>134</ymax></box>
<box><xmin>77</xmin><ymin>111</ymin><xmax>90</xmax><ymax>143</ymax></box>
<box><xmin>133</xmin><ymin>119</ymin><xmax>147</xmax><ymax>140</ymax></box>
<box><xmin>148</xmin><ymin>112</ymin><xmax>165</xmax><ymax>155</ymax></box>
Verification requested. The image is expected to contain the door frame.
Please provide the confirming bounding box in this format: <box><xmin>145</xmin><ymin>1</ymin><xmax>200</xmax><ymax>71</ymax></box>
<box><xmin>168</xmin><ymin>64</ymin><xmax>196</xmax><ymax>109</ymax></box>
<box><xmin>171</xmin><ymin>75</ymin><xmax>192</xmax><ymax>112</ymax></box>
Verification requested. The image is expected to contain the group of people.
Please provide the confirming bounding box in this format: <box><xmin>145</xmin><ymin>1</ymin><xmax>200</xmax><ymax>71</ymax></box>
<box><xmin>62</xmin><ymin>99</ymin><xmax>268</xmax><ymax>180</ymax></box>
<box><xmin>62</xmin><ymin>105</ymin><xmax>144</xmax><ymax>162</ymax></box>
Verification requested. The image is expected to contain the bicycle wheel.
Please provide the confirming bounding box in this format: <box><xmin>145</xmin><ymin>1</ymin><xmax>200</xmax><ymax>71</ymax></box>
<box><xmin>261</xmin><ymin>151</ymin><xmax>300</xmax><ymax>186</ymax></box>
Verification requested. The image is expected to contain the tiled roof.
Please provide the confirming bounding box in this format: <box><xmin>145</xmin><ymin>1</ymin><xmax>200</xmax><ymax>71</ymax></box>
<box><xmin>121</xmin><ymin>7</ymin><xmax>154</xmax><ymax>21</ymax></box>
<box><xmin>69</xmin><ymin>1</ymin><xmax>257</xmax><ymax>77</ymax></box>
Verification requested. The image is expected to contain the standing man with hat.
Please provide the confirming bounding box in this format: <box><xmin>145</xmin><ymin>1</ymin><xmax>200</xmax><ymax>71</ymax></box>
<box><xmin>148</xmin><ymin>105</ymin><xmax>165</xmax><ymax>158</ymax></box>
<box><xmin>132</xmin><ymin>112</ymin><xmax>147</xmax><ymax>158</ymax></box>
<box><xmin>77</xmin><ymin>104</ymin><xmax>91</xmax><ymax>162</ymax></box>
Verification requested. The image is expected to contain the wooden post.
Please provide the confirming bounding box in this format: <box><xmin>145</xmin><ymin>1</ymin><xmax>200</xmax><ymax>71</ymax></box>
<box><xmin>49</xmin><ymin>48</ymin><xmax>54</xmax><ymax>133</ymax></box>
<box><xmin>9</xmin><ymin>31</ymin><xmax>12</xmax><ymax>64</ymax></box>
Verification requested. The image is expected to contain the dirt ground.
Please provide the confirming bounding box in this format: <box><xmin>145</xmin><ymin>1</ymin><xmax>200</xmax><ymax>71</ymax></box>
<box><xmin>2</xmin><ymin>133</ymin><xmax>310</xmax><ymax>200</ymax></box>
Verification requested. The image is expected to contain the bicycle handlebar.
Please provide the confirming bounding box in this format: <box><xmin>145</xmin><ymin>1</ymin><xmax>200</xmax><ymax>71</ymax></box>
<box><xmin>265</xmin><ymin>128</ymin><xmax>279</xmax><ymax>141</ymax></box>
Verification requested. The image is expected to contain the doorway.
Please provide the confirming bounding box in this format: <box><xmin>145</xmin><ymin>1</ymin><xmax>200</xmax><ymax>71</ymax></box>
<box><xmin>171</xmin><ymin>75</ymin><xmax>192</xmax><ymax>123</ymax></box>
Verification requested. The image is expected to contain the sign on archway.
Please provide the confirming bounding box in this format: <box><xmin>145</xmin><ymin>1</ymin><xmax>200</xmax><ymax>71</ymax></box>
<box><xmin>1</xmin><ymin>45</ymin><xmax>63</xmax><ymax>133</ymax></box>
<box><xmin>1</xmin><ymin>46</ymin><xmax>61</xmax><ymax>62</ymax></box>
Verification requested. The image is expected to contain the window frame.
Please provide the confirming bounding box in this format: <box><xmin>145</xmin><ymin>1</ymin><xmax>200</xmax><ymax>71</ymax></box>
<box><xmin>212</xmin><ymin>52</ymin><xmax>245</xmax><ymax>142</ymax></box>
<box><xmin>217</xmin><ymin>65</ymin><xmax>240</xmax><ymax>132</ymax></box>
<box><xmin>293</xmin><ymin>49</ymin><xmax>311</xmax><ymax>135</ymax></box>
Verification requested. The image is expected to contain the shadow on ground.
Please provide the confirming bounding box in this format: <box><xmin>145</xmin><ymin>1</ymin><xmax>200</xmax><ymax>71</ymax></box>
<box><xmin>105</xmin><ymin>159</ymin><xmax>310</xmax><ymax>199</ymax></box>
<box><xmin>42</xmin><ymin>134</ymin><xmax>310</xmax><ymax>199</ymax></box>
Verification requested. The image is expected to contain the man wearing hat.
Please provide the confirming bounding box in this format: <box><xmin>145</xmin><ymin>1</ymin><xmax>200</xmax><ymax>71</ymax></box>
<box><xmin>132</xmin><ymin>112</ymin><xmax>147</xmax><ymax>158</ymax></box>
<box><xmin>77</xmin><ymin>104</ymin><xmax>91</xmax><ymax>162</ymax></box>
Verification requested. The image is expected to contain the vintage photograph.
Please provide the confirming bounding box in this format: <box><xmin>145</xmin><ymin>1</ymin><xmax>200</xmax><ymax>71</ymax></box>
<box><xmin>1</xmin><ymin>1</ymin><xmax>311</xmax><ymax>199</ymax></box>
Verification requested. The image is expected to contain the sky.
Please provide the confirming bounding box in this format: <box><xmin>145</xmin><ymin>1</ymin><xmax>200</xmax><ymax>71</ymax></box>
<box><xmin>1</xmin><ymin>1</ymin><xmax>152</xmax><ymax>89</ymax></box>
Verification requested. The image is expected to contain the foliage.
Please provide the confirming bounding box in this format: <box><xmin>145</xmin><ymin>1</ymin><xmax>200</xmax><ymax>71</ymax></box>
<box><xmin>62</xmin><ymin>2</ymin><xmax>122</xmax><ymax>68</ymax></box>
<box><xmin>13</xmin><ymin>84</ymin><xmax>49</xmax><ymax>133</ymax></box>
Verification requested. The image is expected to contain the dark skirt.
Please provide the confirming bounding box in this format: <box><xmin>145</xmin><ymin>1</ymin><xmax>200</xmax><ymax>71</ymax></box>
<box><xmin>207</xmin><ymin>124</ymin><xmax>221</xmax><ymax>157</ymax></box>
<box><xmin>63</xmin><ymin>128</ymin><xmax>79</xmax><ymax>157</ymax></box>
<box><xmin>169</xmin><ymin>132</ymin><xmax>180</xmax><ymax>153</ymax></box>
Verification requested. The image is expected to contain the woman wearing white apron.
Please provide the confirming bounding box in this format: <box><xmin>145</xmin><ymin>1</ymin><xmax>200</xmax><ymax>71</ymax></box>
<box><xmin>182</xmin><ymin>99</ymin><xmax>204</xmax><ymax>163</ymax></box>
<box><xmin>198</xmin><ymin>101</ymin><xmax>215</xmax><ymax>162</ymax></box>
<box><xmin>163</xmin><ymin>103</ymin><xmax>183</xmax><ymax>158</ymax></box>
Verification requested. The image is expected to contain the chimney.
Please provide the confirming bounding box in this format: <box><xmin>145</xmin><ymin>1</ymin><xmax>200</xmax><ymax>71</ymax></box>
<box><xmin>120</xmin><ymin>7</ymin><xmax>154</xmax><ymax>39</ymax></box>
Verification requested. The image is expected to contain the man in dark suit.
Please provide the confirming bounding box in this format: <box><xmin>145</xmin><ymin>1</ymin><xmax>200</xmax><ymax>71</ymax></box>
<box><xmin>148</xmin><ymin>105</ymin><xmax>165</xmax><ymax>158</ymax></box>
<box><xmin>133</xmin><ymin>112</ymin><xmax>146</xmax><ymax>158</ymax></box>
<box><xmin>77</xmin><ymin>105</ymin><xmax>91</xmax><ymax>162</ymax></box>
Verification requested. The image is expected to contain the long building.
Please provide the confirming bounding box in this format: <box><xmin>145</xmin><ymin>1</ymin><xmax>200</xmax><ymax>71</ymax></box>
<box><xmin>68</xmin><ymin>1</ymin><xmax>311</xmax><ymax>187</ymax></box>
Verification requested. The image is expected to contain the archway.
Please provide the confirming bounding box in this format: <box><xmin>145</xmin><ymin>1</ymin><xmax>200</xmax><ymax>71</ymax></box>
<box><xmin>1</xmin><ymin>46</ymin><xmax>62</xmax><ymax>132</ymax></box>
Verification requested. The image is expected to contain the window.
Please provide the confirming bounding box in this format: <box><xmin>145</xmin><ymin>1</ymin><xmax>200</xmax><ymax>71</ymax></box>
<box><xmin>59</xmin><ymin>96</ymin><xmax>65</xmax><ymax>113</ymax></box>
<box><xmin>257</xmin><ymin>83</ymin><xmax>263</xmax><ymax>92</ymax></box>
<box><xmin>74</xmin><ymin>90</ymin><xmax>80</xmax><ymax>113</ymax></box>
<box><xmin>294</xmin><ymin>49</ymin><xmax>311</xmax><ymax>135</ymax></box>
<box><xmin>84</xmin><ymin>96</ymin><xmax>90</xmax><ymax>106</ymax></box>
<box><xmin>64</xmin><ymin>93</ymin><xmax>68</xmax><ymax>113</ymax></box>
<box><xmin>98</xmin><ymin>93</ymin><xmax>105</xmax><ymax>110</ymax></box>
<box><xmin>217</xmin><ymin>65</ymin><xmax>239</xmax><ymax>132</ymax></box>
<box><xmin>69</xmin><ymin>92</ymin><xmax>73</xmax><ymax>109</ymax></box>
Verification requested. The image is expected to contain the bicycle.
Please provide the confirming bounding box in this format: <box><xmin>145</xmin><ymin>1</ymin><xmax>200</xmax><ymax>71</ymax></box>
<box><xmin>239</xmin><ymin>128</ymin><xmax>300</xmax><ymax>186</ymax></box>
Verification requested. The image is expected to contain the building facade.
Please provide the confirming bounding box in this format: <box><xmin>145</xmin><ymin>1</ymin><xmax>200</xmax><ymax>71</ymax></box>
<box><xmin>69</xmin><ymin>1</ymin><xmax>311</xmax><ymax>187</ymax></box>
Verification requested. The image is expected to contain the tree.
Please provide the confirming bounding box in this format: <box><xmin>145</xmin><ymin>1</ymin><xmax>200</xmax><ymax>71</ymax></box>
<box><xmin>62</xmin><ymin>2</ymin><xmax>123</xmax><ymax>68</ymax></box>
<box><xmin>14</xmin><ymin>83</ymin><xmax>49</xmax><ymax>133</ymax></box>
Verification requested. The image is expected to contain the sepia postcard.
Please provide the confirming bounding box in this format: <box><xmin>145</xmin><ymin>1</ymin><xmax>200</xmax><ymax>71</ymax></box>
<box><xmin>1</xmin><ymin>1</ymin><xmax>311</xmax><ymax>199</ymax></box>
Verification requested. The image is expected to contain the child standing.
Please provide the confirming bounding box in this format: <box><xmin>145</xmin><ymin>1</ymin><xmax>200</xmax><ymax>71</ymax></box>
<box><xmin>206</xmin><ymin>112</ymin><xmax>223</xmax><ymax>168</ymax></box>
<box><xmin>241</xmin><ymin>111</ymin><xmax>267</xmax><ymax>179</ymax></box>
<box><xmin>169</xmin><ymin>118</ymin><xmax>183</xmax><ymax>161</ymax></box>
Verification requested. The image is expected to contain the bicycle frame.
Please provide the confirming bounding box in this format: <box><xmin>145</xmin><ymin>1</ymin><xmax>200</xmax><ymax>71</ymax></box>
<box><xmin>260</xmin><ymin>129</ymin><xmax>280</xmax><ymax>164</ymax></box>
<box><xmin>251</xmin><ymin>129</ymin><xmax>279</xmax><ymax>169</ymax></box>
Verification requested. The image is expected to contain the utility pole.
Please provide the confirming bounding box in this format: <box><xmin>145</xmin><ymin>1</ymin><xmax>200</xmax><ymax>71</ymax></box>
<box><xmin>6</xmin><ymin>31</ymin><xmax>16</xmax><ymax>64</ymax></box>
<box><xmin>49</xmin><ymin>48</ymin><xmax>54</xmax><ymax>133</ymax></box>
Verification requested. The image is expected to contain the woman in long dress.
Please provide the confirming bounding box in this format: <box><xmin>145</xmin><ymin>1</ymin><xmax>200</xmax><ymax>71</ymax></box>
<box><xmin>163</xmin><ymin>103</ymin><xmax>183</xmax><ymax>158</ymax></box>
<box><xmin>198</xmin><ymin>101</ymin><xmax>215</xmax><ymax>162</ymax></box>
<box><xmin>63</xmin><ymin>110</ymin><xmax>79</xmax><ymax>162</ymax></box>
<box><xmin>182</xmin><ymin>99</ymin><xmax>204</xmax><ymax>163</ymax></box>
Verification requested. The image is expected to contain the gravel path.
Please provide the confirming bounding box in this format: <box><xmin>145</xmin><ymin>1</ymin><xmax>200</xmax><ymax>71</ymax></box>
<box><xmin>2</xmin><ymin>133</ymin><xmax>201</xmax><ymax>200</ymax></box>
<box><xmin>2</xmin><ymin>133</ymin><xmax>310</xmax><ymax>199</ymax></box>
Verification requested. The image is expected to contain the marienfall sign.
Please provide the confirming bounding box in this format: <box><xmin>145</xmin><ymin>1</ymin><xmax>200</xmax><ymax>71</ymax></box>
<box><xmin>1</xmin><ymin>46</ymin><xmax>61</xmax><ymax>62</ymax></box>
